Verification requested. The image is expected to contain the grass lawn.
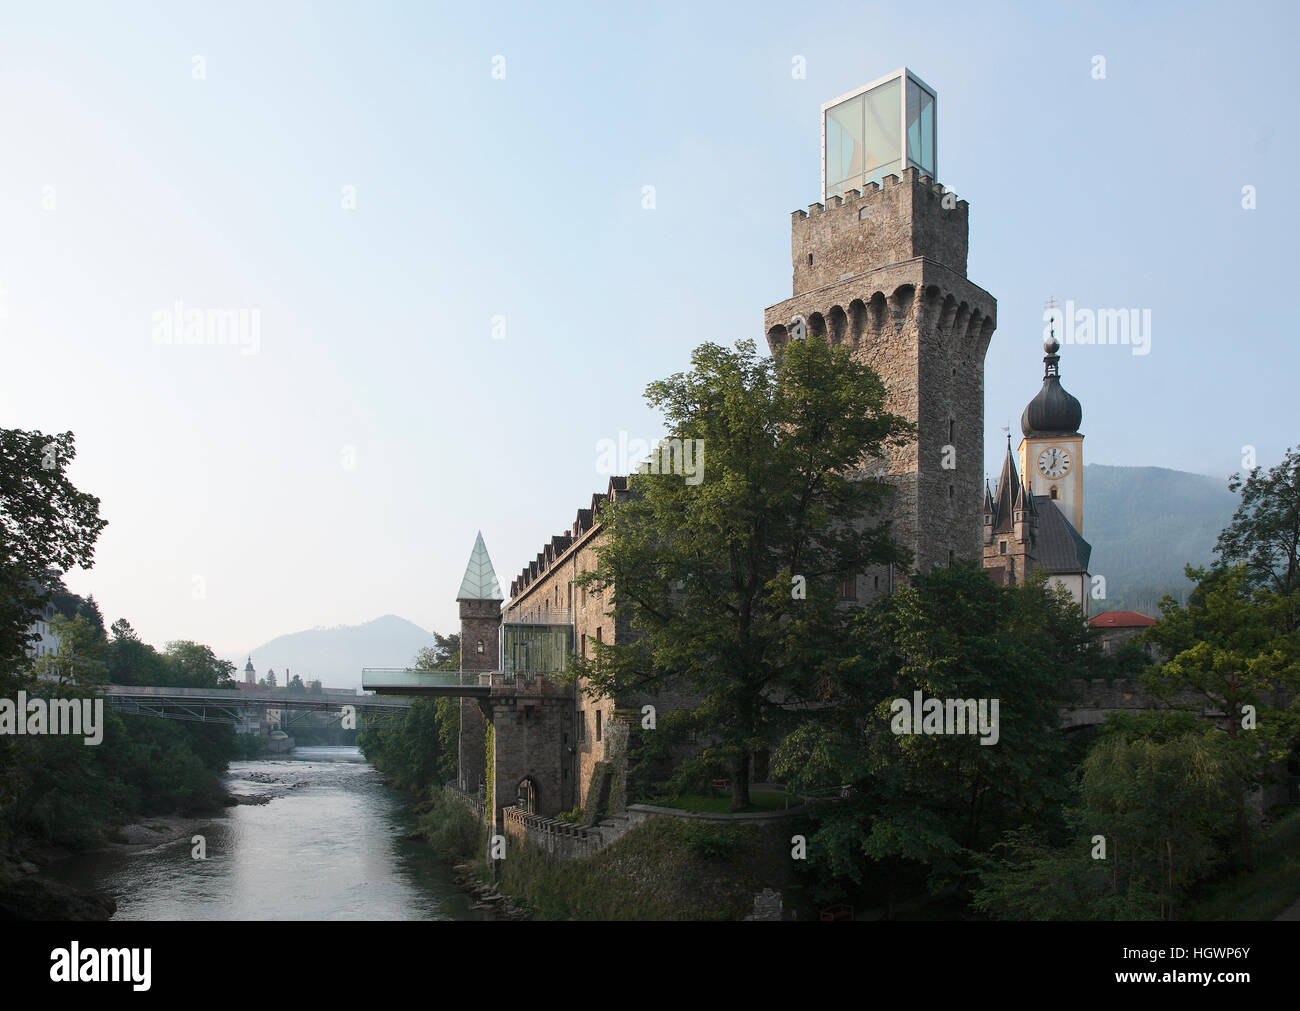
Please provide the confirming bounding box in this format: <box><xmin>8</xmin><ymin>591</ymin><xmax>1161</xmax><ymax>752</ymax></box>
<box><xmin>1184</xmin><ymin>806</ymin><xmax>1300</xmax><ymax>920</ymax></box>
<box><xmin>655</xmin><ymin>789</ymin><xmax>803</xmax><ymax>814</ymax></box>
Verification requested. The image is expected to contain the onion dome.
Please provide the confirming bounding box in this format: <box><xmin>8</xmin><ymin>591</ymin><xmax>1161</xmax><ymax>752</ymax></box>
<box><xmin>1021</xmin><ymin>332</ymin><xmax>1082</xmax><ymax>437</ymax></box>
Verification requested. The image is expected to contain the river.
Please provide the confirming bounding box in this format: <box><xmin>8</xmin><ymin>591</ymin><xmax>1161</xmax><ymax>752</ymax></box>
<box><xmin>43</xmin><ymin>746</ymin><xmax>483</xmax><ymax>920</ymax></box>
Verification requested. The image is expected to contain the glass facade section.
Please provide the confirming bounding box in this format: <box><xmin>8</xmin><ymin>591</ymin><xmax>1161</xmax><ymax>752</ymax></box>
<box><xmin>906</xmin><ymin>79</ymin><xmax>935</xmax><ymax>176</ymax></box>
<box><xmin>502</xmin><ymin>621</ymin><xmax>573</xmax><ymax>680</ymax></box>
<box><xmin>825</xmin><ymin>95</ymin><xmax>864</xmax><ymax>196</ymax></box>
<box><xmin>823</xmin><ymin>70</ymin><xmax>936</xmax><ymax>200</ymax></box>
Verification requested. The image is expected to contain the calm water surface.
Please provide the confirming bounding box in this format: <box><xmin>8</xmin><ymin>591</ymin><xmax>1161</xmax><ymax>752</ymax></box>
<box><xmin>45</xmin><ymin>746</ymin><xmax>479</xmax><ymax>921</ymax></box>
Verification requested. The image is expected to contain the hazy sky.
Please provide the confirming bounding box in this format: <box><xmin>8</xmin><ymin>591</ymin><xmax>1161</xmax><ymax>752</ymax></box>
<box><xmin>2</xmin><ymin>0</ymin><xmax>1296</xmax><ymax>663</ymax></box>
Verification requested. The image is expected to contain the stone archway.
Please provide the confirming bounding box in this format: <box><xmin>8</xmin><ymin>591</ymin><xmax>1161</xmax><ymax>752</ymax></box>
<box><xmin>516</xmin><ymin>777</ymin><xmax>539</xmax><ymax>814</ymax></box>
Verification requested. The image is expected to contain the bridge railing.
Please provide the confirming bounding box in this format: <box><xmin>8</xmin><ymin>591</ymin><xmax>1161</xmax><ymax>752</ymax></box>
<box><xmin>360</xmin><ymin>668</ymin><xmax>493</xmax><ymax>692</ymax></box>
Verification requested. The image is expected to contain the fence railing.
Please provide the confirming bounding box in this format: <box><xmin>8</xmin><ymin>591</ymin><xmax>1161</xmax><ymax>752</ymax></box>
<box><xmin>360</xmin><ymin>668</ymin><xmax>492</xmax><ymax>691</ymax></box>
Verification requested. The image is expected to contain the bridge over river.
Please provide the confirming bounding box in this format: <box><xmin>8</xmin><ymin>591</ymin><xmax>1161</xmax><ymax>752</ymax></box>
<box><xmin>102</xmin><ymin>684</ymin><xmax>414</xmax><ymax>727</ymax></box>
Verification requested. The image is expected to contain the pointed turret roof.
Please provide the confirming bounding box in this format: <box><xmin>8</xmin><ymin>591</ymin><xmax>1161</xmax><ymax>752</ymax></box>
<box><xmin>457</xmin><ymin>531</ymin><xmax>503</xmax><ymax>601</ymax></box>
<box><xmin>991</xmin><ymin>442</ymin><xmax>1022</xmax><ymax>534</ymax></box>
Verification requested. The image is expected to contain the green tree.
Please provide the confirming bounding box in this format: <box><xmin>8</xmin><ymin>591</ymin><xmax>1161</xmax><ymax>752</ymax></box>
<box><xmin>1216</xmin><ymin>445</ymin><xmax>1300</xmax><ymax>596</ymax></box>
<box><xmin>775</xmin><ymin>566</ymin><xmax>1091</xmax><ymax>899</ymax></box>
<box><xmin>974</xmin><ymin>721</ymin><xmax>1237</xmax><ymax>920</ymax></box>
<box><xmin>571</xmin><ymin>337</ymin><xmax>910</xmax><ymax>810</ymax></box>
<box><xmin>1143</xmin><ymin>564</ymin><xmax>1300</xmax><ymax>865</ymax></box>
<box><xmin>0</xmin><ymin>428</ymin><xmax>107</xmax><ymax>669</ymax></box>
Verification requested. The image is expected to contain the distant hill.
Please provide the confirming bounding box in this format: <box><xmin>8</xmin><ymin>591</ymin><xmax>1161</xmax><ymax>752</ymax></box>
<box><xmin>231</xmin><ymin>614</ymin><xmax>435</xmax><ymax>691</ymax></box>
<box><xmin>1084</xmin><ymin>464</ymin><xmax>1240</xmax><ymax>616</ymax></box>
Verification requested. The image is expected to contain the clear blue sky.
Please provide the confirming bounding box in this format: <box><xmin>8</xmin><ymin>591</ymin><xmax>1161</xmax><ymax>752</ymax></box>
<box><xmin>2</xmin><ymin>0</ymin><xmax>1296</xmax><ymax>660</ymax></box>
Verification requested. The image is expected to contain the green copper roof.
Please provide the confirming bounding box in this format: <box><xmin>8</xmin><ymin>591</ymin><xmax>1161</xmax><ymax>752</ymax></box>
<box><xmin>457</xmin><ymin>531</ymin><xmax>503</xmax><ymax>601</ymax></box>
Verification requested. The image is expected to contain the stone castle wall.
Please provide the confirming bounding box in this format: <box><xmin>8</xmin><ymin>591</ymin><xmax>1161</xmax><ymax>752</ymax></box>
<box><xmin>764</xmin><ymin>167</ymin><xmax>996</xmax><ymax>579</ymax></box>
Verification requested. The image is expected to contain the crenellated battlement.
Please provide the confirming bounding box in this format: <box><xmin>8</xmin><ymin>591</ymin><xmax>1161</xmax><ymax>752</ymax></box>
<box><xmin>790</xmin><ymin>166</ymin><xmax>968</xmax><ymax>294</ymax></box>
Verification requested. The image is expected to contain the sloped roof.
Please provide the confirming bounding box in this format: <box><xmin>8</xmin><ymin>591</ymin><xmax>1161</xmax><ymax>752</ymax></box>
<box><xmin>988</xmin><ymin>444</ymin><xmax>1036</xmax><ymax>533</ymax></box>
<box><xmin>1032</xmin><ymin>496</ymin><xmax>1091</xmax><ymax>574</ymax></box>
<box><xmin>456</xmin><ymin>531</ymin><xmax>503</xmax><ymax>601</ymax></box>
<box><xmin>1089</xmin><ymin>610</ymin><xmax>1157</xmax><ymax>628</ymax></box>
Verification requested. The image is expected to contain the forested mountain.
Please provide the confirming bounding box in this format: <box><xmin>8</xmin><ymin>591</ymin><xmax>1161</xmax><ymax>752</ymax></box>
<box><xmin>1083</xmin><ymin>463</ymin><xmax>1240</xmax><ymax>614</ymax></box>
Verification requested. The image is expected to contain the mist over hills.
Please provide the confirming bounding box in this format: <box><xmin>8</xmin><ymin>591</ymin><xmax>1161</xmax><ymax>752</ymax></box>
<box><xmin>1084</xmin><ymin>463</ymin><xmax>1240</xmax><ymax>616</ymax></box>
<box><xmin>230</xmin><ymin>614</ymin><xmax>435</xmax><ymax>690</ymax></box>
<box><xmin>226</xmin><ymin>467</ymin><xmax>1241</xmax><ymax>685</ymax></box>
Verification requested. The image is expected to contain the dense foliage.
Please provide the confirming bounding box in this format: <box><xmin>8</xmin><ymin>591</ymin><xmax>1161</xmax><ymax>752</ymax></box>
<box><xmin>570</xmin><ymin>337</ymin><xmax>911</xmax><ymax>809</ymax></box>
<box><xmin>0</xmin><ymin>425</ymin><xmax>239</xmax><ymax>858</ymax></box>
<box><xmin>357</xmin><ymin>633</ymin><xmax>461</xmax><ymax>793</ymax></box>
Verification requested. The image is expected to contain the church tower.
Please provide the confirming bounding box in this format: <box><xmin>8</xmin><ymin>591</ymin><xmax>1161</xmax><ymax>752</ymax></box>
<box><xmin>1018</xmin><ymin>327</ymin><xmax>1084</xmax><ymax>534</ymax></box>
<box><xmin>764</xmin><ymin>69</ymin><xmax>997</xmax><ymax>581</ymax></box>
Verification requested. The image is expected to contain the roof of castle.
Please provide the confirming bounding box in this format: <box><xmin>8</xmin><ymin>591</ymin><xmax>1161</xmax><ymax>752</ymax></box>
<box><xmin>456</xmin><ymin>531</ymin><xmax>503</xmax><ymax>601</ymax></box>
<box><xmin>1089</xmin><ymin>610</ymin><xmax>1157</xmax><ymax>628</ymax></box>
<box><xmin>1032</xmin><ymin>496</ymin><xmax>1091</xmax><ymax>574</ymax></box>
<box><xmin>508</xmin><ymin>476</ymin><xmax>630</xmax><ymax>600</ymax></box>
<box><xmin>987</xmin><ymin>443</ymin><xmax>1036</xmax><ymax>534</ymax></box>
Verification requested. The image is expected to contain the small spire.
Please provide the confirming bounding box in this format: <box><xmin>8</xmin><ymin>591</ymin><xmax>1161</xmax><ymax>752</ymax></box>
<box><xmin>457</xmin><ymin>531</ymin><xmax>503</xmax><ymax>601</ymax></box>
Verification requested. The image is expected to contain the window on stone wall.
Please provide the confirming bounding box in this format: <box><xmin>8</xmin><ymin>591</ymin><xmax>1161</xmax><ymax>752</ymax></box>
<box><xmin>949</xmin><ymin>549</ymin><xmax>955</xmax><ymax>566</ymax></box>
<box><xmin>596</xmin><ymin>710</ymin><xmax>603</xmax><ymax>742</ymax></box>
<box><xmin>581</xmin><ymin>633</ymin><xmax>587</xmax><ymax>657</ymax></box>
<box><xmin>807</xmin><ymin>253</ymin><xmax>813</xmax><ymax>266</ymax></box>
<box><xmin>838</xmin><ymin>575</ymin><xmax>856</xmax><ymax>600</ymax></box>
<box><xmin>578</xmin><ymin>712</ymin><xmax>585</xmax><ymax>740</ymax></box>
<box><xmin>999</xmin><ymin>541</ymin><xmax>1007</xmax><ymax>555</ymax></box>
<box><xmin>1050</xmin><ymin>486</ymin><xmax>1059</xmax><ymax>499</ymax></box>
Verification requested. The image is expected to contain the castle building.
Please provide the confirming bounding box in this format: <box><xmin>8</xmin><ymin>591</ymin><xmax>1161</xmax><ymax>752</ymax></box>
<box><xmin>982</xmin><ymin>331</ymin><xmax>1092</xmax><ymax>613</ymax></box>
<box><xmin>426</xmin><ymin>70</ymin><xmax>1098</xmax><ymax>824</ymax></box>
<box><xmin>471</xmin><ymin>69</ymin><xmax>1006</xmax><ymax>816</ymax></box>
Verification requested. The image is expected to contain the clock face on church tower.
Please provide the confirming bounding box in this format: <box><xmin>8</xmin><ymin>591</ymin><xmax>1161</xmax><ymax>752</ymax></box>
<box><xmin>1037</xmin><ymin>446</ymin><xmax>1071</xmax><ymax>479</ymax></box>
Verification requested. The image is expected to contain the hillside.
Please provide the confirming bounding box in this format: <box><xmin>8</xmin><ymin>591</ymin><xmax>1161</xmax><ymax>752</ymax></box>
<box><xmin>1083</xmin><ymin>463</ymin><xmax>1240</xmax><ymax>616</ymax></box>
<box><xmin>230</xmin><ymin>614</ymin><xmax>436</xmax><ymax>690</ymax></box>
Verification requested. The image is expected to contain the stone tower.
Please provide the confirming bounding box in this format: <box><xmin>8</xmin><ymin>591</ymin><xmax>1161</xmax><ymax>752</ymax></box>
<box><xmin>456</xmin><ymin>531</ymin><xmax>503</xmax><ymax>795</ymax></box>
<box><xmin>763</xmin><ymin>69</ymin><xmax>997</xmax><ymax>583</ymax></box>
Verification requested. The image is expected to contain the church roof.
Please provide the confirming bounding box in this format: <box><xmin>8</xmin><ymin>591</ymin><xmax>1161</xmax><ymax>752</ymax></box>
<box><xmin>1032</xmin><ymin>495</ymin><xmax>1091</xmax><ymax>574</ymax></box>
<box><xmin>456</xmin><ymin>531</ymin><xmax>503</xmax><ymax>601</ymax></box>
<box><xmin>1021</xmin><ymin>337</ymin><xmax>1082</xmax><ymax>438</ymax></box>
<box><xmin>988</xmin><ymin>443</ymin><xmax>1036</xmax><ymax>533</ymax></box>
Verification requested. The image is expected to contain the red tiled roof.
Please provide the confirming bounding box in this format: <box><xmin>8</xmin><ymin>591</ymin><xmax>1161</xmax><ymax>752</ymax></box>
<box><xmin>1089</xmin><ymin>610</ymin><xmax>1157</xmax><ymax>628</ymax></box>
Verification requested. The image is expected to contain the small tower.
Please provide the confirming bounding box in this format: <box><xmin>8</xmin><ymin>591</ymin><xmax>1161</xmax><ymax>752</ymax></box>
<box><xmin>244</xmin><ymin>656</ymin><xmax>255</xmax><ymax>686</ymax></box>
<box><xmin>1019</xmin><ymin>324</ymin><xmax>1085</xmax><ymax>534</ymax></box>
<box><xmin>456</xmin><ymin>531</ymin><xmax>503</xmax><ymax>796</ymax></box>
<box><xmin>983</xmin><ymin>439</ymin><xmax>1037</xmax><ymax>585</ymax></box>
